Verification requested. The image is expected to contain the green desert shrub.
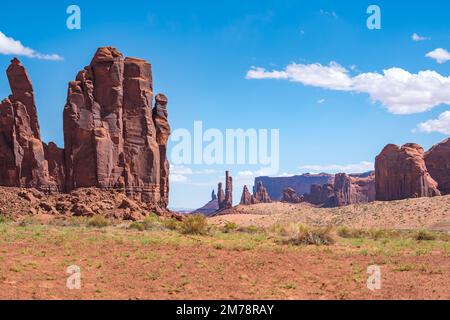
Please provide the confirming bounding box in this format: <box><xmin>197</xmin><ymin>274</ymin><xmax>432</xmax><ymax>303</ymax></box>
<box><xmin>0</xmin><ymin>215</ymin><xmax>9</xmax><ymax>224</ymax></box>
<box><xmin>142</xmin><ymin>213</ymin><xmax>163</xmax><ymax>229</ymax></box>
<box><xmin>87</xmin><ymin>215</ymin><xmax>108</xmax><ymax>228</ymax></box>
<box><xmin>238</xmin><ymin>225</ymin><xmax>262</xmax><ymax>234</ymax></box>
<box><xmin>337</xmin><ymin>227</ymin><xmax>399</xmax><ymax>240</ymax></box>
<box><xmin>162</xmin><ymin>217</ymin><xmax>181</xmax><ymax>231</ymax></box>
<box><xmin>337</xmin><ymin>227</ymin><xmax>368</xmax><ymax>239</ymax></box>
<box><xmin>413</xmin><ymin>230</ymin><xmax>436</xmax><ymax>241</ymax></box>
<box><xmin>222</xmin><ymin>222</ymin><xmax>238</xmax><ymax>233</ymax></box>
<box><xmin>128</xmin><ymin>213</ymin><xmax>163</xmax><ymax>231</ymax></box>
<box><xmin>129</xmin><ymin>221</ymin><xmax>145</xmax><ymax>231</ymax></box>
<box><xmin>180</xmin><ymin>214</ymin><xmax>208</xmax><ymax>235</ymax></box>
<box><xmin>279</xmin><ymin>224</ymin><xmax>334</xmax><ymax>246</ymax></box>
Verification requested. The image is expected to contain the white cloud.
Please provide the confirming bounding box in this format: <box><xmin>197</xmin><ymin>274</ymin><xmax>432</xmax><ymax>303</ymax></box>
<box><xmin>299</xmin><ymin>161</ymin><xmax>374</xmax><ymax>174</ymax></box>
<box><xmin>247</xmin><ymin>62</ymin><xmax>450</xmax><ymax>114</ymax></box>
<box><xmin>411</xmin><ymin>33</ymin><xmax>430</xmax><ymax>41</ymax></box>
<box><xmin>0</xmin><ymin>31</ymin><xmax>63</xmax><ymax>61</ymax></box>
<box><xmin>169</xmin><ymin>165</ymin><xmax>191</xmax><ymax>183</ymax></box>
<box><xmin>426</xmin><ymin>48</ymin><xmax>450</xmax><ymax>64</ymax></box>
<box><xmin>194</xmin><ymin>169</ymin><xmax>217</xmax><ymax>175</ymax></box>
<box><xmin>170</xmin><ymin>165</ymin><xmax>193</xmax><ymax>175</ymax></box>
<box><xmin>169</xmin><ymin>165</ymin><xmax>218</xmax><ymax>184</ymax></box>
<box><xmin>237</xmin><ymin>170</ymin><xmax>255</xmax><ymax>176</ymax></box>
<box><xmin>319</xmin><ymin>9</ymin><xmax>338</xmax><ymax>18</ymax></box>
<box><xmin>169</xmin><ymin>174</ymin><xmax>188</xmax><ymax>183</ymax></box>
<box><xmin>417</xmin><ymin>111</ymin><xmax>450</xmax><ymax>135</ymax></box>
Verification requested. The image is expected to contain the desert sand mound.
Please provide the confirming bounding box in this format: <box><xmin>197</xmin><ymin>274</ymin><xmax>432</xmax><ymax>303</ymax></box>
<box><xmin>209</xmin><ymin>195</ymin><xmax>450</xmax><ymax>231</ymax></box>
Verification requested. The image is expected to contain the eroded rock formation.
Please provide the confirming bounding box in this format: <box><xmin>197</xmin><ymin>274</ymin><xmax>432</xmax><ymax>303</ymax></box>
<box><xmin>253</xmin><ymin>181</ymin><xmax>272</xmax><ymax>203</ymax></box>
<box><xmin>240</xmin><ymin>181</ymin><xmax>272</xmax><ymax>206</ymax></box>
<box><xmin>333</xmin><ymin>173</ymin><xmax>375</xmax><ymax>207</ymax></box>
<box><xmin>304</xmin><ymin>183</ymin><xmax>333</xmax><ymax>205</ymax></box>
<box><xmin>0</xmin><ymin>58</ymin><xmax>59</xmax><ymax>192</ymax></box>
<box><xmin>425</xmin><ymin>138</ymin><xmax>450</xmax><ymax>195</ymax></box>
<box><xmin>375</xmin><ymin>143</ymin><xmax>440</xmax><ymax>201</ymax></box>
<box><xmin>215</xmin><ymin>171</ymin><xmax>234</xmax><ymax>210</ymax></box>
<box><xmin>240</xmin><ymin>185</ymin><xmax>254</xmax><ymax>205</ymax></box>
<box><xmin>0</xmin><ymin>48</ymin><xmax>171</xmax><ymax>211</ymax></box>
<box><xmin>63</xmin><ymin>47</ymin><xmax>170</xmax><ymax>209</ymax></box>
<box><xmin>281</xmin><ymin>187</ymin><xmax>304</xmax><ymax>203</ymax></box>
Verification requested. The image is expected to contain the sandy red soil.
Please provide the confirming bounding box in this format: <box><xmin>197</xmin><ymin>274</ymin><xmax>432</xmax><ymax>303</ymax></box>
<box><xmin>0</xmin><ymin>227</ymin><xmax>449</xmax><ymax>300</ymax></box>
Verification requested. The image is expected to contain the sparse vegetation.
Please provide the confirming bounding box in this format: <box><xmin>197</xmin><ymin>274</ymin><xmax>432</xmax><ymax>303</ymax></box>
<box><xmin>180</xmin><ymin>215</ymin><xmax>209</xmax><ymax>235</ymax></box>
<box><xmin>128</xmin><ymin>214</ymin><xmax>163</xmax><ymax>231</ymax></box>
<box><xmin>413</xmin><ymin>230</ymin><xmax>436</xmax><ymax>241</ymax></box>
<box><xmin>278</xmin><ymin>224</ymin><xmax>334</xmax><ymax>246</ymax></box>
<box><xmin>222</xmin><ymin>222</ymin><xmax>238</xmax><ymax>233</ymax></box>
<box><xmin>87</xmin><ymin>215</ymin><xmax>108</xmax><ymax>228</ymax></box>
<box><xmin>162</xmin><ymin>217</ymin><xmax>181</xmax><ymax>230</ymax></box>
<box><xmin>0</xmin><ymin>215</ymin><xmax>9</xmax><ymax>224</ymax></box>
<box><xmin>129</xmin><ymin>221</ymin><xmax>145</xmax><ymax>231</ymax></box>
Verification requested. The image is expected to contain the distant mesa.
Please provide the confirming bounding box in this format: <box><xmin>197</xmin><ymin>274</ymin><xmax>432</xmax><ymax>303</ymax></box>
<box><xmin>279</xmin><ymin>172</ymin><xmax>375</xmax><ymax>208</ymax></box>
<box><xmin>254</xmin><ymin>173</ymin><xmax>333</xmax><ymax>201</ymax></box>
<box><xmin>0</xmin><ymin>47</ymin><xmax>171</xmax><ymax>213</ymax></box>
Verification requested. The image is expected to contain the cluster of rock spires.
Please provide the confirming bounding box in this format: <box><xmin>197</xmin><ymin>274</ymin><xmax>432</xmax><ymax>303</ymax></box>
<box><xmin>0</xmin><ymin>47</ymin><xmax>171</xmax><ymax>211</ymax></box>
<box><xmin>217</xmin><ymin>171</ymin><xmax>233</xmax><ymax>210</ymax></box>
<box><xmin>240</xmin><ymin>181</ymin><xmax>272</xmax><ymax>205</ymax></box>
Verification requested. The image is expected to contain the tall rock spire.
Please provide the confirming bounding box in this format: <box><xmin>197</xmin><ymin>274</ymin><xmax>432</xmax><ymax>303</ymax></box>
<box><xmin>0</xmin><ymin>58</ymin><xmax>60</xmax><ymax>191</ymax></box>
<box><xmin>63</xmin><ymin>47</ymin><xmax>171</xmax><ymax>209</ymax></box>
<box><xmin>6</xmin><ymin>58</ymin><xmax>41</xmax><ymax>139</ymax></box>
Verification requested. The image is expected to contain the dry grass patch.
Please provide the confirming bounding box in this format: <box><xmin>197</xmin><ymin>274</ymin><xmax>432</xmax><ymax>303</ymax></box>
<box><xmin>277</xmin><ymin>224</ymin><xmax>334</xmax><ymax>246</ymax></box>
<box><xmin>180</xmin><ymin>215</ymin><xmax>209</xmax><ymax>235</ymax></box>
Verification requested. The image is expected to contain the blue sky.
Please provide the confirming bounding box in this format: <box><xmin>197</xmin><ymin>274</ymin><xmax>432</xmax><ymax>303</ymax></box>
<box><xmin>1</xmin><ymin>0</ymin><xmax>449</xmax><ymax>209</ymax></box>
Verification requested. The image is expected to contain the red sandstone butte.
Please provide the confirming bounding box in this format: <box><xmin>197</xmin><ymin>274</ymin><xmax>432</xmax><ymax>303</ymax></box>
<box><xmin>425</xmin><ymin>138</ymin><xmax>450</xmax><ymax>195</ymax></box>
<box><xmin>333</xmin><ymin>173</ymin><xmax>375</xmax><ymax>207</ymax></box>
<box><xmin>63</xmin><ymin>47</ymin><xmax>170</xmax><ymax>209</ymax></box>
<box><xmin>0</xmin><ymin>48</ymin><xmax>171</xmax><ymax>211</ymax></box>
<box><xmin>375</xmin><ymin>143</ymin><xmax>441</xmax><ymax>201</ymax></box>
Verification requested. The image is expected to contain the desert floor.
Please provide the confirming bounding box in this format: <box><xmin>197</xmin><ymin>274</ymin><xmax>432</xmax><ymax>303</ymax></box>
<box><xmin>0</xmin><ymin>195</ymin><xmax>449</xmax><ymax>300</ymax></box>
<box><xmin>210</xmin><ymin>195</ymin><xmax>450</xmax><ymax>231</ymax></box>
